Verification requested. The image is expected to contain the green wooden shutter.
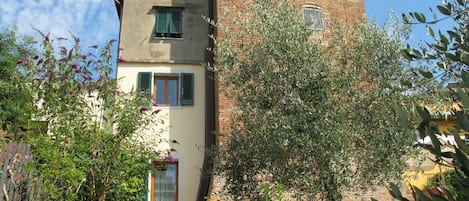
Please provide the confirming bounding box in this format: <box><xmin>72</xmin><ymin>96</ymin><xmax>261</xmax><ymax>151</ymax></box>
<box><xmin>170</xmin><ymin>11</ymin><xmax>182</xmax><ymax>34</ymax></box>
<box><xmin>137</xmin><ymin>72</ymin><xmax>152</xmax><ymax>97</ymax></box>
<box><xmin>139</xmin><ymin>172</ymin><xmax>149</xmax><ymax>201</ymax></box>
<box><xmin>155</xmin><ymin>10</ymin><xmax>169</xmax><ymax>33</ymax></box>
<box><xmin>180</xmin><ymin>73</ymin><xmax>194</xmax><ymax>105</ymax></box>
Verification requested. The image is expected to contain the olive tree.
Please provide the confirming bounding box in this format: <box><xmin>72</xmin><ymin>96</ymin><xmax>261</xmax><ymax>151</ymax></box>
<box><xmin>209</xmin><ymin>0</ymin><xmax>431</xmax><ymax>200</ymax></box>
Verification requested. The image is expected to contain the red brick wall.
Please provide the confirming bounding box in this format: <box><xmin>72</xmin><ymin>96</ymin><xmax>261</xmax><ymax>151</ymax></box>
<box><xmin>214</xmin><ymin>0</ymin><xmax>366</xmax><ymax>142</ymax></box>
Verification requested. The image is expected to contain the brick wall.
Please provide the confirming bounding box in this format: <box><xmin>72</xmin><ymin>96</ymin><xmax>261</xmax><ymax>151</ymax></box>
<box><xmin>214</xmin><ymin>0</ymin><xmax>366</xmax><ymax>141</ymax></box>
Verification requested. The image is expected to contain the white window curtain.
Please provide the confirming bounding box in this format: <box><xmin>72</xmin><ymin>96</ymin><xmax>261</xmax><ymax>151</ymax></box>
<box><xmin>154</xmin><ymin>164</ymin><xmax>177</xmax><ymax>201</ymax></box>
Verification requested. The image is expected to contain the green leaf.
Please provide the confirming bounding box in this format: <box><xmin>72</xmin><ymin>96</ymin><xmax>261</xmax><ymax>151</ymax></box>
<box><xmin>427</xmin><ymin>26</ymin><xmax>435</xmax><ymax>37</ymax></box>
<box><xmin>454</xmin><ymin>148</ymin><xmax>469</xmax><ymax>175</ymax></box>
<box><xmin>428</xmin><ymin>131</ymin><xmax>442</xmax><ymax>157</ymax></box>
<box><xmin>413</xmin><ymin>187</ymin><xmax>432</xmax><ymax>201</ymax></box>
<box><xmin>456</xmin><ymin>112</ymin><xmax>469</xmax><ymax>133</ymax></box>
<box><xmin>458</xmin><ymin>88</ymin><xmax>469</xmax><ymax>107</ymax></box>
<box><xmin>401</xmin><ymin>49</ymin><xmax>413</xmax><ymax>60</ymax></box>
<box><xmin>435</xmin><ymin>44</ymin><xmax>447</xmax><ymax>51</ymax></box>
<box><xmin>416</xmin><ymin>106</ymin><xmax>431</xmax><ymax>120</ymax></box>
<box><xmin>445</xmin><ymin>52</ymin><xmax>460</xmax><ymax>62</ymax></box>
<box><xmin>389</xmin><ymin>183</ymin><xmax>404</xmax><ymax>200</ymax></box>
<box><xmin>411</xmin><ymin>49</ymin><xmax>423</xmax><ymax>59</ymax></box>
<box><xmin>462</xmin><ymin>44</ymin><xmax>469</xmax><ymax>53</ymax></box>
<box><xmin>414</xmin><ymin>12</ymin><xmax>426</xmax><ymax>23</ymax></box>
<box><xmin>418</xmin><ymin>69</ymin><xmax>433</xmax><ymax>78</ymax></box>
<box><xmin>440</xmin><ymin>32</ymin><xmax>450</xmax><ymax>46</ymax></box>
<box><xmin>437</xmin><ymin>5</ymin><xmax>451</xmax><ymax>15</ymax></box>
<box><xmin>394</xmin><ymin>105</ymin><xmax>408</xmax><ymax>129</ymax></box>
<box><xmin>400</xmin><ymin>80</ymin><xmax>413</xmax><ymax>88</ymax></box>
<box><xmin>453</xmin><ymin>132</ymin><xmax>469</xmax><ymax>155</ymax></box>
<box><xmin>447</xmin><ymin>30</ymin><xmax>459</xmax><ymax>40</ymax></box>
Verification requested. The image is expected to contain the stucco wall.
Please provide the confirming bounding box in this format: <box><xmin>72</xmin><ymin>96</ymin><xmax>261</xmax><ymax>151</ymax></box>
<box><xmin>117</xmin><ymin>63</ymin><xmax>206</xmax><ymax>201</ymax></box>
<box><xmin>119</xmin><ymin>0</ymin><xmax>209</xmax><ymax>63</ymax></box>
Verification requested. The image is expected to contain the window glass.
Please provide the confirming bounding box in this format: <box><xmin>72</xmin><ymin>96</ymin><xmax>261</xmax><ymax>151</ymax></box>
<box><xmin>153</xmin><ymin>163</ymin><xmax>177</xmax><ymax>201</ymax></box>
<box><xmin>155</xmin><ymin>76</ymin><xmax>179</xmax><ymax>106</ymax></box>
<box><xmin>303</xmin><ymin>7</ymin><xmax>324</xmax><ymax>30</ymax></box>
<box><xmin>168</xmin><ymin>80</ymin><xmax>178</xmax><ymax>106</ymax></box>
<box><xmin>156</xmin><ymin>79</ymin><xmax>166</xmax><ymax>105</ymax></box>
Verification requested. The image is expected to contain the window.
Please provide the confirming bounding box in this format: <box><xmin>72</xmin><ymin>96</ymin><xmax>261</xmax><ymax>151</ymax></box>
<box><xmin>303</xmin><ymin>7</ymin><xmax>324</xmax><ymax>30</ymax></box>
<box><xmin>155</xmin><ymin>76</ymin><xmax>179</xmax><ymax>105</ymax></box>
<box><xmin>151</xmin><ymin>161</ymin><xmax>178</xmax><ymax>201</ymax></box>
<box><xmin>137</xmin><ymin>72</ymin><xmax>194</xmax><ymax>106</ymax></box>
<box><xmin>155</xmin><ymin>8</ymin><xmax>183</xmax><ymax>38</ymax></box>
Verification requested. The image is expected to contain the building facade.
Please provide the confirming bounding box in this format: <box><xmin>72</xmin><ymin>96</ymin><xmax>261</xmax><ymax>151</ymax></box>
<box><xmin>113</xmin><ymin>0</ymin><xmax>365</xmax><ymax>200</ymax></box>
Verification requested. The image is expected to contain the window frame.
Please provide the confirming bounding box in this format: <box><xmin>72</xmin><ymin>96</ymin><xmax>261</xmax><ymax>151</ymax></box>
<box><xmin>154</xmin><ymin>7</ymin><xmax>184</xmax><ymax>38</ymax></box>
<box><xmin>303</xmin><ymin>6</ymin><xmax>325</xmax><ymax>30</ymax></box>
<box><xmin>150</xmin><ymin>160</ymin><xmax>179</xmax><ymax>201</ymax></box>
<box><xmin>154</xmin><ymin>75</ymin><xmax>179</xmax><ymax>106</ymax></box>
<box><xmin>137</xmin><ymin>72</ymin><xmax>194</xmax><ymax>107</ymax></box>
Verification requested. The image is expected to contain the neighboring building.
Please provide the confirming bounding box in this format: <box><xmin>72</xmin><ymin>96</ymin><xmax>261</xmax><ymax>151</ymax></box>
<box><xmin>113</xmin><ymin>0</ymin><xmax>365</xmax><ymax>200</ymax></box>
<box><xmin>405</xmin><ymin>102</ymin><xmax>467</xmax><ymax>191</ymax></box>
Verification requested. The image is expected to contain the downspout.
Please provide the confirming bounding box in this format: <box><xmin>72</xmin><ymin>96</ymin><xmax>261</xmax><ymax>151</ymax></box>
<box><xmin>196</xmin><ymin>0</ymin><xmax>216</xmax><ymax>200</ymax></box>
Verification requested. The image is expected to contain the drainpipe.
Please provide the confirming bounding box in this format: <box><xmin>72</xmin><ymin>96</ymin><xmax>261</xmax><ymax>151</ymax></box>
<box><xmin>196</xmin><ymin>0</ymin><xmax>216</xmax><ymax>200</ymax></box>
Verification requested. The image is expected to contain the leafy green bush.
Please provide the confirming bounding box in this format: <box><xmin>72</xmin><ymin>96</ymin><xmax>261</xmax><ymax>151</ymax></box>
<box><xmin>426</xmin><ymin>170</ymin><xmax>459</xmax><ymax>196</ymax></box>
<box><xmin>11</xmin><ymin>32</ymin><xmax>166</xmax><ymax>200</ymax></box>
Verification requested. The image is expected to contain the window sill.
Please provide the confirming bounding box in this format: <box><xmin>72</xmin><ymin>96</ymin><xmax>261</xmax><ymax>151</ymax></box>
<box><xmin>153</xmin><ymin>36</ymin><xmax>184</xmax><ymax>41</ymax></box>
<box><xmin>154</xmin><ymin>105</ymin><xmax>184</xmax><ymax>110</ymax></box>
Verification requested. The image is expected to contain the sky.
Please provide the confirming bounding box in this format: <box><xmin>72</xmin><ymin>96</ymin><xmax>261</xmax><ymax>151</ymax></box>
<box><xmin>364</xmin><ymin>0</ymin><xmax>451</xmax><ymax>43</ymax></box>
<box><xmin>0</xmin><ymin>0</ymin><xmax>119</xmax><ymax>48</ymax></box>
<box><xmin>0</xmin><ymin>0</ymin><xmax>450</xmax><ymax>58</ymax></box>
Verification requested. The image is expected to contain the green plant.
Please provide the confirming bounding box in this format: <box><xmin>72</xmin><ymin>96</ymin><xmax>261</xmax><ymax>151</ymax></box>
<box><xmin>389</xmin><ymin>0</ymin><xmax>469</xmax><ymax>200</ymax></box>
<box><xmin>210</xmin><ymin>0</ymin><xmax>426</xmax><ymax>200</ymax></box>
<box><xmin>0</xmin><ymin>26</ymin><xmax>36</xmax><ymax>133</ymax></box>
<box><xmin>426</xmin><ymin>170</ymin><xmax>459</xmax><ymax>195</ymax></box>
<box><xmin>13</xmin><ymin>32</ymin><xmax>167</xmax><ymax>200</ymax></box>
<box><xmin>260</xmin><ymin>183</ymin><xmax>284</xmax><ymax>201</ymax></box>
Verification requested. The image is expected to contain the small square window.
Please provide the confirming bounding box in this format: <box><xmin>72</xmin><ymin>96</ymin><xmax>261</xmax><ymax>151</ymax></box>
<box><xmin>155</xmin><ymin>8</ymin><xmax>183</xmax><ymax>38</ymax></box>
<box><xmin>303</xmin><ymin>7</ymin><xmax>324</xmax><ymax>30</ymax></box>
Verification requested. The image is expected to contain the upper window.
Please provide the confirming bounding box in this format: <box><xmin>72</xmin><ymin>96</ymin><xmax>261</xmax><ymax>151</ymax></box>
<box><xmin>151</xmin><ymin>160</ymin><xmax>178</xmax><ymax>201</ymax></box>
<box><xmin>155</xmin><ymin>8</ymin><xmax>183</xmax><ymax>38</ymax></box>
<box><xmin>303</xmin><ymin>7</ymin><xmax>324</xmax><ymax>30</ymax></box>
<box><xmin>137</xmin><ymin>72</ymin><xmax>194</xmax><ymax>106</ymax></box>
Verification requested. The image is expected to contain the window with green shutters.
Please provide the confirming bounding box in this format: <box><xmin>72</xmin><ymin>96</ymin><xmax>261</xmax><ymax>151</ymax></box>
<box><xmin>155</xmin><ymin>8</ymin><xmax>183</xmax><ymax>38</ymax></box>
<box><xmin>180</xmin><ymin>73</ymin><xmax>194</xmax><ymax>105</ymax></box>
<box><xmin>137</xmin><ymin>72</ymin><xmax>194</xmax><ymax>106</ymax></box>
<box><xmin>137</xmin><ymin>72</ymin><xmax>153</xmax><ymax>97</ymax></box>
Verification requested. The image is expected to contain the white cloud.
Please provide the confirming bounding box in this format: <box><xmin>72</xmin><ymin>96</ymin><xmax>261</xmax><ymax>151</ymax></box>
<box><xmin>0</xmin><ymin>0</ymin><xmax>119</xmax><ymax>47</ymax></box>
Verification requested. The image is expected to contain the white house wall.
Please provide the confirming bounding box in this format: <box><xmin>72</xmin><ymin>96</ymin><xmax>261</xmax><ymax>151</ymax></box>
<box><xmin>117</xmin><ymin>62</ymin><xmax>206</xmax><ymax>201</ymax></box>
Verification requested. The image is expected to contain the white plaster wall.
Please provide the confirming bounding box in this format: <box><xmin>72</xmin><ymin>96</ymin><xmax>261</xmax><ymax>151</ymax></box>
<box><xmin>117</xmin><ymin>62</ymin><xmax>206</xmax><ymax>201</ymax></box>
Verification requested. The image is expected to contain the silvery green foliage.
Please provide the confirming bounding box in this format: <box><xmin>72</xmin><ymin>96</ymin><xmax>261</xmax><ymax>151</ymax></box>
<box><xmin>210</xmin><ymin>0</ymin><xmax>425</xmax><ymax>200</ymax></box>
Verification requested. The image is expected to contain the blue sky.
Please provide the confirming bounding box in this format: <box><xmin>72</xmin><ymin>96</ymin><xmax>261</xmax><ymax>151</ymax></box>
<box><xmin>0</xmin><ymin>0</ymin><xmax>119</xmax><ymax>48</ymax></box>
<box><xmin>0</xmin><ymin>0</ymin><xmax>448</xmax><ymax>56</ymax></box>
<box><xmin>364</xmin><ymin>0</ymin><xmax>450</xmax><ymax>44</ymax></box>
